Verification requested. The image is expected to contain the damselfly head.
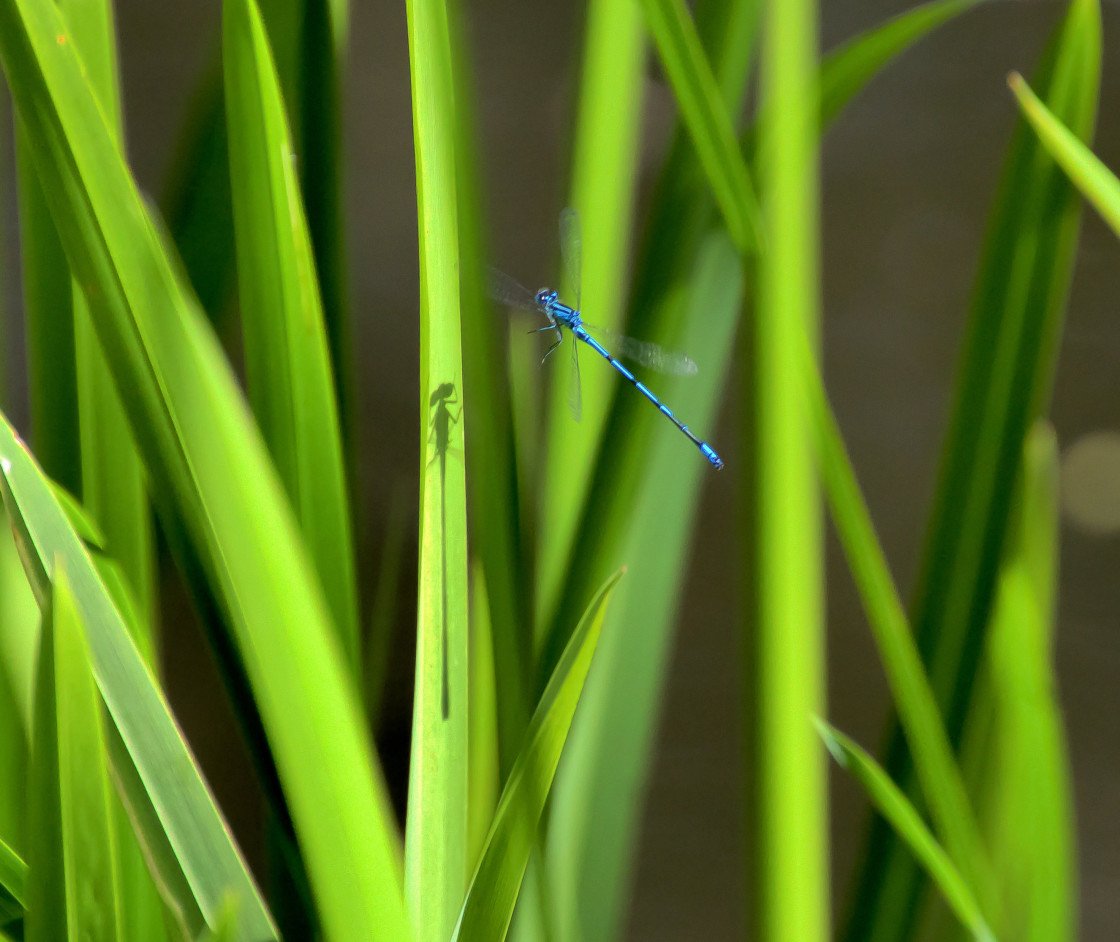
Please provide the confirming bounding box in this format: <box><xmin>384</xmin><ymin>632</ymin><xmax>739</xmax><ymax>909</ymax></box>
<box><xmin>535</xmin><ymin>287</ymin><xmax>559</xmax><ymax>308</ymax></box>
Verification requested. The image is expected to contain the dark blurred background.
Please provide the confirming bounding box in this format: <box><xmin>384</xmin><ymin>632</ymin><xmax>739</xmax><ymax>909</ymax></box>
<box><xmin>2</xmin><ymin>1</ymin><xmax>1118</xmax><ymax>938</ymax></box>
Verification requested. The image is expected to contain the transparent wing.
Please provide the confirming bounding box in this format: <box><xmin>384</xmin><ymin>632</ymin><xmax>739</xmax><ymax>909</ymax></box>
<box><xmin>585</xmin><ymin>324</ymin><xmax>699</xmax><ymax>376</ymax></box>
<box><xmin>558</xmin><ymin>208</ymin><xmax>582</xmax><ymax>312</ymax></box>
<box><xmin>568</xmin><ymin>333</ymin><xmax>583</xmax><ymax>422</ymax></box>
<box><xmin>487</xmin><ymin>266</ymin><xmax>539</xmax><ymax>311</ymax></box>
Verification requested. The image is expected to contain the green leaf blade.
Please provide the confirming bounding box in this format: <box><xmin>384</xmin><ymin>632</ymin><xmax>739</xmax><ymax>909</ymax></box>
<box><xmin>1010</xmin><ymin>71</ymin><xmax>1120</xmax><ymax>239</ymax></box>
<box><xmin>818</xmin><ymin>721</ymin><xmax>995</xmax><ymax>942</ymax></box>
<box><xmin>27</xmin><ymin>561</ymin><xmax>123</xmax><ymax>942</ymax></box>
<box><xmin>454</xmin><ymin>570</ymin><xmax>623</xmax><ymax>942</ymax></box>
<box><xmin>405</xmin><ymin>0</ymin><xmax>471</xmax><ymax>938</ymax></box>
<box><xmin>751</xmin><ymin>2</ymin><xmax>827</xmax><ymax>940</ymax></box>
<box><xmin>223</xmin><ymin>0</ymin><xmax>360</xmax><ymax>673</ymax></box>
<box><xmin>0</xmin><ymin>416</ymin><xmax>276</xmax><ymax>940</ymax></box>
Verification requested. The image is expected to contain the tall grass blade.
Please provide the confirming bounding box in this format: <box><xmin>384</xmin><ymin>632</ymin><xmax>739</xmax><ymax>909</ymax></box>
<box><xmin>1010</xmin><ymin>72</ymin><xmax>1120</xmax><ymax>238</ymax></box>
<box><xmin>537</xmin><ymin>0</ymin><xmax>646</xmax><ymax>644</ymax></box>
<box><xmin>224</xmin><ymin>0</ymin><xmax>360</xmax><ymax>672</ymax></box>
<box><xmin>800</xmin><ymin>332</ymin><xmax>990</xmax><ymax>901</ymax></box>
<box><xmin>751</xmin><ymin>2</ymin><xmax>828</xmax><ymax>941</ymax></box>
<box><xmin>258</xmin><ymin>0</ymin><xmax>352</xmax><ymax>426</ymax></box>
<box><xmin>638</xmin><ymin>0</ymin><xmax>761</xmax><ymax>253</ymax></box>
<box><xmin>26</xmin><ymin>562</ymin><xmax>123</xmax><ymax>942</ymax></box>
<box><xmin>405</xmin><ymin>0</ymin><xmax>470</xmax><ymax>937</ymax></box>
<box><xmin>817</xmin><ymin>721</ymin><xmax>995</xmax><ymax>942</ymax></box>
<box><xmin>843</xmin><ymin>2</ymin><xmax>1101</xmax><ymax>938</ymax></box>
<box><xmin>453</xmin><ymin>570</ymin><xmax>623</xmax><ymax>942</ymax></box>
<box><xmin>0</xmin><ymin>1</ymin><xmax>410</xmax><ymax>935</ymax></box>
<box><xmin>449</xmin><ymin>0</ymin><xmax>531</xmax><ymax>778</ymax></box>
<box><xmin>0</xmin><ymin>418</ymin><xmax>276</xmax><ymax>939</ymax></box>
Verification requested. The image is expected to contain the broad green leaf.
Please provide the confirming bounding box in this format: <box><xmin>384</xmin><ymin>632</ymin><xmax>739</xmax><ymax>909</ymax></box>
<box><xmin>981</xmin><ymin>425</ymin><xmax>1075</xmax><ymax>941</ymax></box>
<box><xmin>845</xmin><ymin>3</ymin><xmax>1101</xmax><ymax>937</ymax></box>
<box><xmin>453</xmin><ymin>570</ymin><xmax>623</xmax><ymax>942</ymax></box>
<box><xmin>1010</xmin><ymin>72</ymin><xmax>1120</xmax><ymax>238</ymax></box>
<box><xmin>0</xmin><ymin>1</ymin><xmax>410</xmax><ymax>936</ymax></box>
<box><xmin>405</xmin><ymin>0</ymin><xmax>470</xmax><ymax>938</ymax></box>
<box><xmin>26</xmin><ymin>562</ymin><xmax>123</xmax><ymax>942</ymax></box>
<box><xmin>0</xmin><ymin>835</ymin><xmax>26</xmax><ymax>923</ymax></box>
<box><xmin>817</xmin><ymin>721</ymin><xmax>995</xmax><ymax>942</ymax></box>
<box><xmin>224</xmin><ymin>0</ymin><xmax>360</xmax><ymax>673</ymax></box>
<box><xmin>0</xmin><ymin>417</ymin><xmax>276</xmax><ymax>940</ymax></box>
<box><xmin>750</xmin><ymin>3</ymin><xmax>827</xmax><ymax>941</ymax></box>
<box><xmin>537</xmin><ymin>0</ymin><xmax>646</xmax><ymax>648</ymax></box>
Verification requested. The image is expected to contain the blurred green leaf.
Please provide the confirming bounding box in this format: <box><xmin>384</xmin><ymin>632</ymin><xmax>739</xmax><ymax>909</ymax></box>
<box><xmin>845</xmin><ymin>2</ymin><xmax>1101</xmax><ymax>937</ymax></box>
<box><xmin>639</xmin><ymin>0</ymin><xmax>761</xmax><ymax>253</ymax></box>
<box><xmin>26</xmin><ymin>562</ymin><xmax>123</xmax><ymax>942</ymax></box>
<box><xmin>0</xmin><ymin>416</ymin><xmax>276</xmax><ymax>940</ymax></box>
<box><xmin>801</xmin><ymin>331</ymin><xmax>990</xmax><ymax>901</ymax></box>
<box><xmin>817</xmin><ymin>721</ymin><xmax>995</xmax><ymax>942</ymax></box>
<box><xmin>405</xmin><ymin>0</ymin><xmax>470</xmax><ymax>938</ymax></box>
<box><xmin>981</xmin><ymin>424</ymin><xmax>1075</xmax><ymax>941</ymax></box>
<box><xmin>1010</xmin><ymin>71</ymin><xmax>1120</xmax><ymax>238</ymax></box>
<box><xmin>750</xmin><ymin>2</ymin><xmax>827</xmax><ymax>940</ymax></box>
<box><xmin>818</xmin><ymin>0</ymin><xmax>986</xmax><ymax>129</ymax></box>
<box><xmin>453</xmin><ymin>570</ymin><xmax>622</xmax><ymax>942</ymax></box>
<box><xmin>224</xmin><ymin>0</ymin><xmax>360</xmax><ymax>673</ymax></box>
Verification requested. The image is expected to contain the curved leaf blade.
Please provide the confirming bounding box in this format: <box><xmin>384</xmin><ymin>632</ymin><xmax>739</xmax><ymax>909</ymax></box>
<box><xmin>1009</xmin><ymin>72</ymin><xmax>1120</xmax><ymax>238</ymax></box>
<box><xmin>0</xmin><ymin>417</ymin><xmax>275</xmax><ymax>940</ymax></box>
<box><xmin>224</xmin><ymin>0</ymin><xmax>360</xmax><ymax>672</ymax></box>
<box><xmin>26</xmin><ymin>562</ymin><xmax>123</xmax><ymax>942</ymax></box>
<box><xmin>453</xmin><ymin>570</ymin><xmax>623</xmax><ymax>942</ymax></box>
<box><xmin>817</xmin><ymin>721</ymin><xmax>995</xmax><ymax>942</ymax></box>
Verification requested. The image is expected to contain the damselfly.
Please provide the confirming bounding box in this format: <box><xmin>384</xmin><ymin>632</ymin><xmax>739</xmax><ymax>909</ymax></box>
<box><xmin>489</xmin><ymin>208</ymin><xmax>723</xmax><ymax>469</ymax></box>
